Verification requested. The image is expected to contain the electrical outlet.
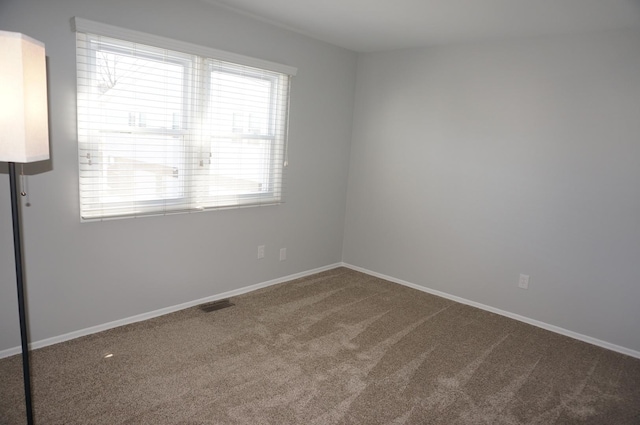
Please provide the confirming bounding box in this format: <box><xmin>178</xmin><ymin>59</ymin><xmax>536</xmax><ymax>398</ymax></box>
<box><xmin>257</xmin><ymin>245</ymin><xmax>265</xmax><ymax>259</ymax></box>
<box><xmin>518</xmin><ymin>274</ymin><xmax>529</xmax><ymax>289</ymax></box>
<box><xmin>279</xmin><ymin>248</ymin><xmax>286</xmax><ymax>261</ymax></box>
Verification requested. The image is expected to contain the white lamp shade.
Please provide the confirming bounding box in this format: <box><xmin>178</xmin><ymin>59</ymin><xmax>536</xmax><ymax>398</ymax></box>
<box><xmin>0</xmin><ymin>30</ymin><xmax>50</xmax><ymax>163</ymax></box>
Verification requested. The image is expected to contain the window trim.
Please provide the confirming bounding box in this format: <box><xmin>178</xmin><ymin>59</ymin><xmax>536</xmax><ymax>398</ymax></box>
<box><xmin>74</xmin><ymin>17</ymin><xmax>296</xmax><ymax>221</ymax></box>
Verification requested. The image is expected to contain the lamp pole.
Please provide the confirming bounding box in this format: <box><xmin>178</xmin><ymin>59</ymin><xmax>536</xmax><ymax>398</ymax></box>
<box><xmin>9</xmin><ymin>161</ymin><xmax>34</xmax><ymax>425</ymax></box>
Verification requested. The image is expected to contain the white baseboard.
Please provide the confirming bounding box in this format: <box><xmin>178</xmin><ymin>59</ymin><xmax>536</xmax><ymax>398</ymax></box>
<box><xmin>4</xmin><ymin>262</ymin><xmax>637</xmax><ymax>360</ymax></box>
<box><xmin>341</xmin><ymin>262</ymin><xmax>640</xmax><ymax>360</ymax></box>
<box><xmin>0</xmin><ymin>263</ymin><xmax>343</xmax><ymax>359</ymax></box>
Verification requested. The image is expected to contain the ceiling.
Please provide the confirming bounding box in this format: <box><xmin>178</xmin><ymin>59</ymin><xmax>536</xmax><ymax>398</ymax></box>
<box><xmin>202</xmin><ymin>0</ymin><xmax>640</xmax><ymax>52</ymax></box>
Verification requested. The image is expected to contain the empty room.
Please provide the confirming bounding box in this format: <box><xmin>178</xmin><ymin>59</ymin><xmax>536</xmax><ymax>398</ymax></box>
<box><xmin>1</xmin><ymin>0</ymin><xmax>639</xmax><ymax>423</ymax></box>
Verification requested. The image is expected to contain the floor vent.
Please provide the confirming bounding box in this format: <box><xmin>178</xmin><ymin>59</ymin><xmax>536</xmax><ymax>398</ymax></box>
<box><xmin>199</xmin><ymin>299</ymin><xmax>235</xmax><ymax>313</ymax></box>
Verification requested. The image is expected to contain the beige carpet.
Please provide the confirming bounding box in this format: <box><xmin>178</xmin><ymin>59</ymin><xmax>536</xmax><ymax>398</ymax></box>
<box><xmin>1</xmin><ymin>267</ymin><xmax>639</xmax><ymax>424</ymax></box>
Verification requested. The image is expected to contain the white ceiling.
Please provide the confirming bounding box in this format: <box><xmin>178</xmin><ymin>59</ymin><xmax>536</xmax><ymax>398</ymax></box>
<box><xmin>202</xmin><ymin>0</ymin><xmax>640</xmax><ymax>52</ymax></box>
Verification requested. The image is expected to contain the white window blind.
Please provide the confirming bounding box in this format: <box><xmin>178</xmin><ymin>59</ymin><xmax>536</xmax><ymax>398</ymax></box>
<box><xmin>74</xmin><ymin>18</ymin><xmax>296</xmax><ymax>220</ymax></box>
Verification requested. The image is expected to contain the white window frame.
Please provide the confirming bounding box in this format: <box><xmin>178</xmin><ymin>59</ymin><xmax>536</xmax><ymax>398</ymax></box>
<box><xmin>73</xmin><ymin>17</ymin><xmax>297</xmax><ymax>221</ymax></box>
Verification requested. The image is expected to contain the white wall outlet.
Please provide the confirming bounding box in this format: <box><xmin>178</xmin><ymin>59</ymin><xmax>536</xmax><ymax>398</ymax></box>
<box><xmin>279</xmin><ymin>248</ymin><xmax>286</xmax><ymax>261</ymax></box>
<box><xmin>518</xmin><ymin>274</ymin><xmax>530</xmax><ymax>289</ymax></box>
<box><xmin>257</xmin><ymin>245</ymin><xmax>265</xmax><ymax>259</ymax></box>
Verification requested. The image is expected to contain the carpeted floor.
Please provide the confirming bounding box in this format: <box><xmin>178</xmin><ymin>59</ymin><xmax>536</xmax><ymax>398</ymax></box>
<box><xmin>1</xmin><ymin>267</ymin><xmax>639</xmax><ymax>424</ymax></box>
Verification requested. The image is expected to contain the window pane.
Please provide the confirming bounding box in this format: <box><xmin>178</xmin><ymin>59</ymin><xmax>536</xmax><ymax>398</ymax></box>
<box><xmin>93</xmin><ymin>46</ymin><xmax>186</xmax><ymax>130</ymax></box>
<box><xmin>204</xmin><ymin>137</ymin><xmax>273</xmax><ymax>197</ymax></box>
<box><xmin>91</xmin><ymin>133</ymin><xmax>186</xmax><ymax>204</ymax></box>
<box><xmin>199</xmin><ymin>63</ymin><xmax>279</xmax><ymax>203</ymax></box>
<box><xmin>206</xmin><ymin>66</ymin><xmax>273</xmax><ymax>137</ymax></box>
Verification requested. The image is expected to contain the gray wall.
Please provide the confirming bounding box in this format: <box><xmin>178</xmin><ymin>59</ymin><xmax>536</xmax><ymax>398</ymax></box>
<box><xmin>343</xmin><ymin>29</ymin><xmax>640</xmax><ymax>353</ymax></box>
<box><xmin>0</xmin><ymin>0</ymin><xmax>357</xmax><ymax>352</ymax></box>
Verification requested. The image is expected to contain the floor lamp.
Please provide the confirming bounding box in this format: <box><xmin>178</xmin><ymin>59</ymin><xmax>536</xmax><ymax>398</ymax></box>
<box><xmin>0</xmin><ymin>31</ymin><xmax>50</xmax><ymax>425</ymax></box>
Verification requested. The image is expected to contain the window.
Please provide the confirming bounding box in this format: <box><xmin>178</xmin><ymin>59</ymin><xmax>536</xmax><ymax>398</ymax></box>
<box><xmin>74</xmin><ymin>18</ymin><xmax>296</xmax><ymax>220</ymax></box>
